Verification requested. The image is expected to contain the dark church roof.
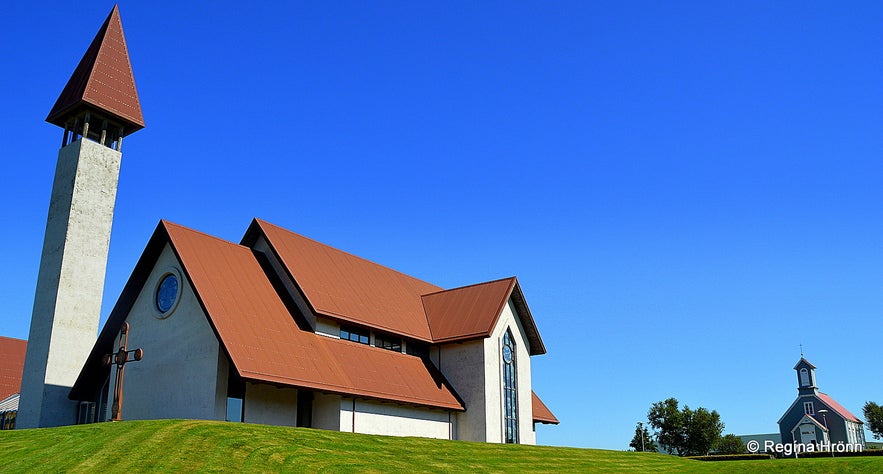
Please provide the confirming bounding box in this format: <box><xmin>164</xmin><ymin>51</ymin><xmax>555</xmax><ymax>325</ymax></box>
<box><xmin>45</xmin><ymin>5</ymin><xmax>145</xmax><ymax>135</ymax></box>
<box><xmin>72</xmin><ymin>220</ymin><xmax>553</xmax><ymax>419</ymax></box>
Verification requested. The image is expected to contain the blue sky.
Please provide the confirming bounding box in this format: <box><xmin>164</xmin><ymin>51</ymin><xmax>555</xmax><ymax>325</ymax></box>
<box><xmin>2</xmin><ymin>1</ymin><xmax>880</xmax><ymax>449</ymax></box>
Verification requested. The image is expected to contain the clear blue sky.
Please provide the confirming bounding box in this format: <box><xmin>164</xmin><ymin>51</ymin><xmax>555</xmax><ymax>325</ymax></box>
<box><xmin>2</xmin><ymin>1</ymin><xmax>880</xmax><ymax>449</ymax></box>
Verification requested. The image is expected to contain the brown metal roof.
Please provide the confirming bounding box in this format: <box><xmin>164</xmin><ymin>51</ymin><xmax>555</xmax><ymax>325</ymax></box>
<box><xmin>71</xmin><ymin>221</ymin><xmax>462</xmax><ymax>410</ymax></box>
<box><xmin>250</xmin><ymin>219</ymin><xmax>441</xmax><ymax>341</ymax></box>
<box><xmin>74</xmin><ymin>218</ymin><xmax>549</xmax><ymax>410</ymax></box>
<box><xmin>532</xmin><ymin>391</ymin><xmax>559</xmax><ymax>424</ymax></box>
<box><xmin>167</xmin><ymin>221</ymin><xmax>463</xmax><ymax>410</ymax></box>
<box><xmin>247</xmin><ymin>219</ymin><xmax>547</xmax><ymax>354</ymax></box>
<box><xmin>423</xmin><ymin>277</ymin><xmax>516</xmax><ymax>342</ymax></box>
<box><xmin>0</xmin><ymin>336</ymin><xmax>27</xmax><ymax>400</ymax></box>
<box><xmin>46</xmin><ymin>5</ymin><xmax>145</xmax><ymax>135</ymax></box>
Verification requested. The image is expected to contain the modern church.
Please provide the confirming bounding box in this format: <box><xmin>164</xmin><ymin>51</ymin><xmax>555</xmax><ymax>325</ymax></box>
<box><xmin>16</xmin><ymin>6</ymin><xmax>558</xmax><ymax>444</ymax></box>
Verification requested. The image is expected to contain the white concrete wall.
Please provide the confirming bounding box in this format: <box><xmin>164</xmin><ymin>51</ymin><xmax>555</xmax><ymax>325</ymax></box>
<box><xmin>19</xmin><ymin>139</ymin><xmax>121</xmax><ymax>428</ymax></box>
<box><xmin>436</xmin><ymin>298</ymin><xmax>535</xmax><ymax>444</ymax></box>
<box><xmin>106</xmin><ymin>244</ymin><xmax>227</xmax><ymax>422</ymax></box>
<box><xmin>438</xmin><ymin>340</ymin><xmax>486</xmax><ymax>441</ymax></box>
<box><xmin>311</xmin><ymin>394</ymin><xmax>452</xmax><ymax>439</ymax></box>
<box><xmin>315</xmin><ymin>318</ymin><xmax>339</xmax><ymax>338</ymax></box>
<box><xmin>312</xmin><ymin>393</ymin><xmax>344</xmax><ymax>431</ymax></box>
<box><xmin>243</xmin><ymin>382</ymin><xmax>298</xmax><ymax>427</ymax></box>
<box><xmin>485</xmin><ymin>299</ymin><xmax>535</xmax><ymax>445</ymax></box>
<box><xmin>351</xmin><ymin>399</ymin><xmax>452</xmax><ymax>439</ymax></box>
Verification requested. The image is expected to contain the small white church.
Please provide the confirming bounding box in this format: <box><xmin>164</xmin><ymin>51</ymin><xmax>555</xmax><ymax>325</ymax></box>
<box><xmin>17</xmin><ymin>6</ymin><xmax>557</xmax><ymax>444</ymax></box>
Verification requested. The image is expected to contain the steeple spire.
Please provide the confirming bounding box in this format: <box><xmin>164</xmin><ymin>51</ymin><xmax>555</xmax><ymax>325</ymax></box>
<box><xmin>17</xmin><ymin>5</ymin><xmax>141</xmax><ymax>429</ymax></box>
<box><xmin>46</xmin><ymin>5</ymin><xmax>144</xmax><ymax>148</ymax></box>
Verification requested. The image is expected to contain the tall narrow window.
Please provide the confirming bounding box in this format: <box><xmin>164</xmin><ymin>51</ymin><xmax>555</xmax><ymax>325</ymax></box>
<box><xmin>800</xmin><ymin>368</ymin><xmax>810</xmax><ymax>386</ymax></box>
<box><xmin>502</xmin><ymin>330</ymin><xmax>518</xmax><ymax>443</ymax></box>
<box><xmin>804</xmin><ymin>401</ymin><xmax>814</xmax><ymax>415</ymax></box>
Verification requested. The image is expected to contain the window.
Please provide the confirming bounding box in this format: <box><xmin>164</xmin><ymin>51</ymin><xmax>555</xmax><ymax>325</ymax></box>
<box><xmin>804</xmin><ymin>401</ymin><xmax>814</xmax><ymax>415</ymax></box>
<box><xmin>502</xmin><ymin>330</ymin><xmax>519</xmax><ymax>444</ymax></box>
<box><xmin>375</xmin><ymin>333</ymin><xmax>402</xmax><ymax>352</ymax></box>
<box><xmin>800</xmin><ymin>368</ymin><xmax>810</xmax><ymax>386</ymax></box>
<box><xmin>405</xmin><ymin>341</ymin><xmax>429</xmax><ymax>358</ymax></box>
<box><xmin>340</xmin><ymin>325</ymin><xmax>369</xmax><ymax>345</ymax></box>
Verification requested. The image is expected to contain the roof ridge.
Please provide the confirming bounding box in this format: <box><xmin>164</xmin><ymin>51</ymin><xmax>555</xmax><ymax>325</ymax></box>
<box><xmin>421</xmin><ymin>276</ymin><xmax>517</xmax><ymax>297</ymax></box>
<box><xmin>162</xmin><ymin>220</ymin><xmax>248</xmax><ymax>248</ymax></box>
<box><xmin>255</xmin><ymin>218</ymin><xmax>443</xmax><ymax>291</ymax></box>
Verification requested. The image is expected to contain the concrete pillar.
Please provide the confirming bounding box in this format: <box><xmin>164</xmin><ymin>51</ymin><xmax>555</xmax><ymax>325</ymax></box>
<box><xmin>17</xmin><ymin>138</ymin><xmax>122</xmax><ymax>428</ymax></box>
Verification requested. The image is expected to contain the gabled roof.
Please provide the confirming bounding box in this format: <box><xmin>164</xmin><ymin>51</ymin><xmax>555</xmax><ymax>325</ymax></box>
<box><xmin>791</xmin><ymin>414</ymin><xmax>827</xmax><ymax>434</ymax></box>
<box><xmin>794</xmin><ymin>357</ymin><xmax>816</xmax><ymax>370</ymax></box>
<box><xmin>423</xmin><ymin>278</ymin><xmax>546</xmax><ymax>354</ymax></box>
<box><xmin>245</xmin><ymin>219</ymin><xmax>440</xmax><ymax>341</ymax></box>
<box><xmin>818</xmin><ymin>392</ymin><xmax>862</xmax><ymax>423</ymax></box>
<box><xmin>424</xmin><ymin>278</ymin><xmax>515</xmax><ymax>342</ymax></box>
<box><xmin>74</xmin><ymin>218</ymin><xmax>550</xmax><ymax>411</ymax></box>
<box><xmin>532</xmin><ymin>391</ymin><xmax>559</xmax><ymax>424</ymax></box>
<box><xmin>244</xmin><ymin>219</ymin><xmax>546</xmax><ymax>353</ymax></box>
<box><xmin>46</xmin><ymin>5</ymin><xmax>145</xmax><ymax>135</ymax></box>
<box><xmin>0</xmin><ymin>336</ymin><xmax>26</xmax><ymax>401</ymax></box>
<box><xmin>72</xmin><ymin>221</ymin><xmax>463</xmax><ymax>411</ymax></box>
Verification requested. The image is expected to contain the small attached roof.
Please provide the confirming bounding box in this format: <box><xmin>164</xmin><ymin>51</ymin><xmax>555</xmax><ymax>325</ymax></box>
<box><xmin>532</xmin><ymin>391</ymin><xmax>559</xmax><ymax>425</ymax></box>
<box><xmin>46</xmin><ymin>5</ymin><xmax>145</xmax><ymax>135</ymax></box>
<box><xmin>792</xmin><ymin>414</ymin><xmax>828</xmax><ymax>433</ymax></box>
<box><xmin>244</xmin><ymin>219</ymin><xmax>546</xmax><ymax>354</ymax></box>
<box><xmin>0</xmin><ymin>336</ymin><xmax>27</xmax><ymax>401</ymax></box>
<box><xmin>817</xmin><ymin>392</ymin><xmax>862</xmax><ymax>423</ymax></box>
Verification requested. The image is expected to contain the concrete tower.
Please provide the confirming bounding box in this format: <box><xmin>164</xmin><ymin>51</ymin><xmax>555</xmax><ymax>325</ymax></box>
<box><xmin>18</xmin><ymin>5</ymin><xmax>144</xmax><ymax>428</ymax></box>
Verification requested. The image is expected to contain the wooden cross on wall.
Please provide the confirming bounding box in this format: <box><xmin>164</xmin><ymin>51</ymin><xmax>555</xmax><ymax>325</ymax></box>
<box><xmin>102</xmin><ymin>322</ymin><xmax>143</xmax><ymax>421</ymax></box>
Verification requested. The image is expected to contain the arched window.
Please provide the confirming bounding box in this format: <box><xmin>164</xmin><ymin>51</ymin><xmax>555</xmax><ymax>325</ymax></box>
<box><xmin>502</xmin><ymin>330</ymin><xmax>518</xmax><ymax>443</ymax></box>
<box><xmin>800</xmin><ymin>368</ymin><xmax>810</xmax><ymax>386</ymax></box>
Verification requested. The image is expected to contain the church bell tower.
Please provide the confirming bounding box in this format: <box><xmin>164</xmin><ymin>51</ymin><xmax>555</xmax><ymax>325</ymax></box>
<box><xmin>17</xmin><ymin>5</ymin><xmax>144</xmax><ymax>428</ymax></box>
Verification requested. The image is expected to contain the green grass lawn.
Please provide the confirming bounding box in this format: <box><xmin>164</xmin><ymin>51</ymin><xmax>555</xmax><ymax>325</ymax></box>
<box><xmin>1</xmin><ymin>419</ymin><xmax>880</xmax><ymax>473</ymax></box>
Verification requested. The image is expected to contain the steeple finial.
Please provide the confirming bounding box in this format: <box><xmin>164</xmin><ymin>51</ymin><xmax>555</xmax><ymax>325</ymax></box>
<box><xmin>800</xmin><ymin>343</ymin><xmax>804</xmax><ymax>357</ymax></box>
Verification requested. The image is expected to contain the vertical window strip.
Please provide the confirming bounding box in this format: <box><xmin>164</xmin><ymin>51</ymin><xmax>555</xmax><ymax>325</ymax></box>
<box><xmin>502</xmin><ymin>330</ymin><xmax>519</xmax><ymax>443</ymax></box>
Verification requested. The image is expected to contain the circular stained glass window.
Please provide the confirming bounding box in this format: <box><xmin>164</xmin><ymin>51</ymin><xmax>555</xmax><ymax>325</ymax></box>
<box><xmin>156</xmin><ymin>273</ymin><xmax>179</xmax><ymax>314</ymax></box>
<box><xmin>502</xmin><ymin>344</ymin><xmax>513</xmax><ymax>364</ymax></box>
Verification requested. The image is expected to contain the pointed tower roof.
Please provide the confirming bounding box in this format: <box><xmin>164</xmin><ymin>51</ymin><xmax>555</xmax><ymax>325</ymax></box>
<box><xmin>794</xmin><ymin>357</ymin><xmax>816</xmax><ymax>370</ymax></box>
<box><xmin>46</xmin><ymin>5</ymin><xmax>145</xmax><ymax>135</ymax></box>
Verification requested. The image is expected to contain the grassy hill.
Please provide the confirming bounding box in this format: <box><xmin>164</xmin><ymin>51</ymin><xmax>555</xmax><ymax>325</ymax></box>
<box><xmin>1</xmin><ymin>419</ymin><xmax>881</xmax><ymax>472</ymax></box>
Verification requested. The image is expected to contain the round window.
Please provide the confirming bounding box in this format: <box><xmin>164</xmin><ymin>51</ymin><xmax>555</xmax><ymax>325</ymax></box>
<box><xmin>502</xmin><ymin>344</ymin><xmax>513</xmax><ymax>364</ymax></box>
<box><xmin>156</xmin><ymin>273</ymin><xmax>179</xmax><ymax>315</ymax></box>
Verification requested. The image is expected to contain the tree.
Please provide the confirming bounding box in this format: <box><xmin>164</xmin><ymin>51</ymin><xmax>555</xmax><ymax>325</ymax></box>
<box><xmin>648</xmin><ymin>398</ymin><xmax>687</xmax><ymax>455</ymax></box>
<box><xmin>646</xmin><ymin>398</ymin><xmax>725</xmax><ymax>456</ymax></box>
<box><xmin>714</xmin><ymin>434</ymin><xmax>746</xmax><ymax>454</ymax></box>
<box><xmin>864</xmin><ymin>401</ymin><xmax>883</xmax><ymax>440</ymax></box>
<box><xmin>629</xmin><ymin>422</ymin><xmax>658</xmax><ymax>452</ymax></box>
<box><xmin>684</xmin><ymin>407</ymin><xmax>724</xmax><ymax>456</ymax></box>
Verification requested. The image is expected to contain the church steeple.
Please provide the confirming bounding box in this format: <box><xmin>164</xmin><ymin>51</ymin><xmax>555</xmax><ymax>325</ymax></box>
<box><xmin>17</xmin><ymin>5</ymin><xmax>141</xmax><ymax>429</ymax></box>
<box><xmin>794</xmin><ymin>357</ymin><xmax>818</xmax><ymax>395</ymax></box>
<box><xmin>46</xmin><ymin>4</ymin><xmax>144</xmax><ymax>150</ymax></box>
